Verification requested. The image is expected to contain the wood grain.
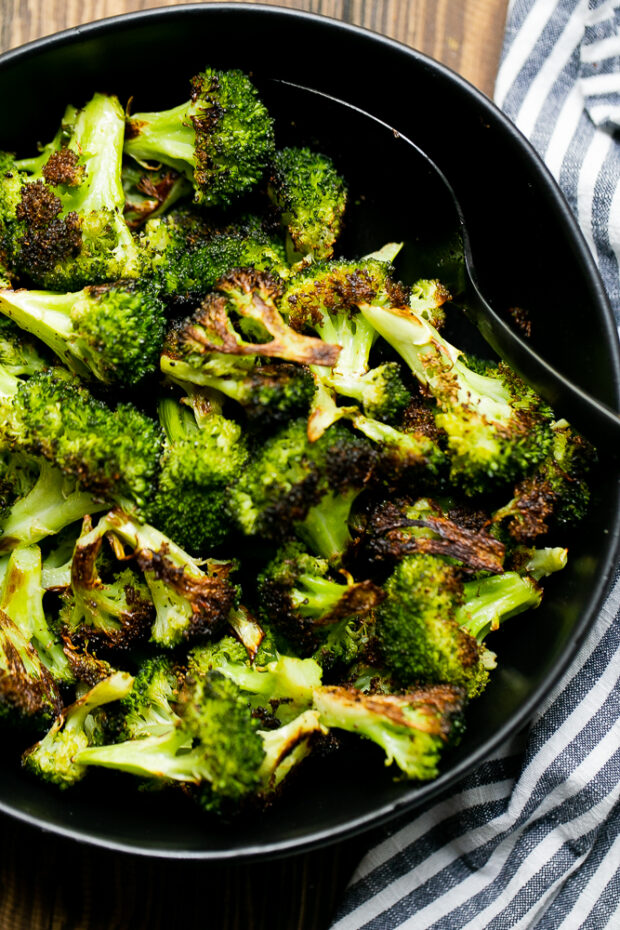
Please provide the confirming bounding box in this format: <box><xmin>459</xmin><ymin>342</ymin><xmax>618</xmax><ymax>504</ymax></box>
<box><xmin>0</xmin><ymin>0</ymin><xmax>508</xmax><ymax>97</ymax></box>
<box><xmin>0</xmin><ymin>1</ymin><xmax>508</xmax><ymax>928</ymax></box>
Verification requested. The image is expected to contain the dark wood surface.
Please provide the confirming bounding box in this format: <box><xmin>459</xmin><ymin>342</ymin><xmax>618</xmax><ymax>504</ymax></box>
<box><xmin>0</xmin><ymin>1</ymin><xmax>508</xmax><ymax>927</ymax></box>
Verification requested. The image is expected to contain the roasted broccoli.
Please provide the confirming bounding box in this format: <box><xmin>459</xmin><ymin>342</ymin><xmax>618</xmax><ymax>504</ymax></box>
<box><xmin>124</xmin><ymin>68</ymin><xmax>274</xmax><ymax>208</ymax></box>
<box><xmin>189</xmin><ymin>631</ymin><xmax>322</xmax><ymax>722</ymax></box>
<box><xmin>2</xmin><ymin>369</ymin><xmax>162</xmax><ymax>510</ymax></box>
<box><xmin>377</xmin><ymin>553</ymin><xmax>542</xmax><ymax>697</ymax></box>
<box><xmin>360</xmin><ymin>300</ymin><xmax>555</xmax><ymax>493</ymax></box>
<box><xmin>257</xmin><ymin>540</ymin><xmax>382</xmax><ymax>653</ymax></box>
<box><xmin>267</xmin><ymin>147</ymin><xmax>347</xmax><ymax>263</ymax></box>
<box><xmin>22</xmin><ymin>671</ymin><xmax>134</xmax><ymax>787</ymax></box>
<box><xmin>59</xmin><ymin>515</ymin><xmax>154</xmax><ymax>650</ymax></box>
<box><xmin>72</xmin><ymin>509</ymin><xmax>236</xmax><ymax>648</ymax></box>
<box><xmin>122</xmin><ymin>161</ymin><xmax>191</xmax><ymax>229</ymax></box>
<box><xmin>492</xmin><ymin>419</ymin><xmax>593</xmax><ymax>542</ymax></box>
<box><xmin>5</xmin><ymin>94</ymin><xmax>139</xmax><ymax>290</ymax></box>
<box><xmin>145</xmin><ymin>396</ymin><xmax>248</xmax><ymax>553</ymax></box>
<box><xmin>117</xmin><ymin>654</ymin><xmax>183</xmax><ymax>740</ymax></box>
<box><xmin>313</xmin><ymin>684</ymin><xmax>465</xmax><ymax>779</ymax></box>
<box><xmin>140</xmin><ymin>209</ymin><xmax>288</xmax><ymax>301</ymax></box>
<box><xmin>0</xmin><ymin>279</ymin><xmax>166</xmax><ymax>385</ymax></box>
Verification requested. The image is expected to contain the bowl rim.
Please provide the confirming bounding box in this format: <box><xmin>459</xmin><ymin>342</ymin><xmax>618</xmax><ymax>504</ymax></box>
<box><xmin>1</xmin><ymin>2</ymin><xmax>619</xmax><ymax>861</ymax></box>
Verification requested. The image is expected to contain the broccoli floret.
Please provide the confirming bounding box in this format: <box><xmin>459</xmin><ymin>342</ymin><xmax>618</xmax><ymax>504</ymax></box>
<box><xmin>22</xmin><ymin>671</ymin><xmax>134</xmax><ymax>787</ymax></box>
<box><xmin>74</xmin><ymin>671</ymin><xmax>265</xmax><ymax>805</ymax></box>
<box><xmin>409</xmin><ymin>278</ymin><xmax>451</xmax><ymax>330</ymax></box>
<box><xmin>125</xmin><ymin>68</ymin><xmax>274</xmax><ymax>208</ymax></box>
<box><xmin>59</xmin><ymin>515</ymin><xmax>153</xmax><ymax>650</ymax></box>
<box><xmin>0</xmin><ymin>279</ymin><xmax>166</xmax><ymax>385</ymax></box>
<box><xmin>74</xmin><ymin>509</ymin><xmax>236</xmax><ymax>648</ymax></box>
<box><xmin>348</xmin><ymin>411</ymin><xmax>447</xmax><ymax>485</ymax></box>
<box><xmin>267</xmin><ymin>147</ymin><xmax>347</xmax><ymax>263</ymax></box>
<box><xmin>313</xmin><ymin>684</ymin><xmax>465</xmax><ymax>779</ymax></box>
<box><xmin>118</xmin><ymin>655</ymin><xmax>183</xmax><ymax>740</ymax></box>
<box><xmin>140</xmin><ymin>209</ymin><xmax>288</xmax><ymax>301</ymax></box>
<box><xmin>145</xmin><ymin>397</ymin><xmax>248</xmax><ymax>553</ymax></box>
<box><xmin>4</xmin><ymin>369</ymin><xmax>162</xmax><ymax>510</ymax></box>
<box><xmin>281</xmin><ymin>259</ymin><xmax>410</xmax><ymax>429</ymax></box>
<box><xmin>360</xmin><ymin>300</ymin><xmax>555</xmax><ymax>493</ymax></box>
<box><xmin>230</xmin><ymin>419</ymin><xmax>375</xmax><ymax>559</ymax></box>
<box><xmin>492</xmin><ymin>420</ymin><xmax>593</xmax><ymax>542</ymax></box>
<box><xmin>257</xmin><ymin>541</ymin><xmax>382</xmax><ymax>653</ymax></box>
<box><xmin>377</xmin><ymin>554</ymin><xmax>542</xmax><ymax>697</ymax></box>
<box><xmin>167</xmin><ymin>357</ymin><xmax>315</xmax><ymax>428</ymax></box>
<box><xmin>122</xmin><ymin>162</ymin><xmax>191</xmax><ymax>229</ymax></box>
<box><xmin>162</xmin><ymin>268</ymin><xmax>339</xmax><ymax>377</ymax></box>
<box><xmin>0</xmin><ymin>606</ymin><xmax>61</xmax><ymax>723</ymax></box>
<box><xmin>6</xmin><ymin>94</ymin><xmax>139</xmax><ymax>290</ymax></box>
<box><xmin>361</xmin><ymin>496</ymin><xmax>505</xmax><ymax>574</ymax></box>
<box><xmin>190</xmin><ymin>631</ymin><xmax>322</xmax><ymax>722</ymax></box>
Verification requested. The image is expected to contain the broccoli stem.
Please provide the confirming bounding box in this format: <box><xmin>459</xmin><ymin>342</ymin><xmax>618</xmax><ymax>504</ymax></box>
<box><xmin>0</xmin><ymin>545</ymin><xmax>70</xmax><ymax>679</ymax></box>
<box><xmin>61</xmin><ymin>93</ymin><xmax>126</xmax><ymax>216</ymax></box>
<box><xmin>296</xmin><ymin>489</ymin><xmax>357</xmax><ymax>563</ymax></box>
<box><xmin>360</xmin><ymin>303</ymin><xmax>514</xmax><ymax>422</ymax></box>
<box><xmin>289</xmin><ymin>572</ymin><xmax>354</xmax><ymax>618</ymax></box>
<box><xmin>0</xmin><ymin>290</ymin><xmax>84</xmax><ymax>374</ymax></box>
<box><xmin>455</xmin><ymin>572</ymin><xmax>542</xmax><ymax>641</ymax></box>
<box><xmin>0</xmin><ymin>460</ymin><xmax>106</xmax><ymax>550</ymax></box>
<box><xmin>124</xmin><ymin>103</ymin><xmax>197</xmax><ymax>178</ymax></box>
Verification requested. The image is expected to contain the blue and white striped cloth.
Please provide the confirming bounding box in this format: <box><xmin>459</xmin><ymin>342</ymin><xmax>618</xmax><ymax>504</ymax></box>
<box><xmin>331</xmin><ymin>2</ymin><xmax>620</xmax><ymax>926</ymax></box>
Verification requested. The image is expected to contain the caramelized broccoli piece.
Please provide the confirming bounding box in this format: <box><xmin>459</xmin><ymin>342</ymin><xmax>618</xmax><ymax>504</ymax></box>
<box><xmin>125</xmin><ymin>68</ymin><xmax>274</xmax><ymax>208</ymax></box>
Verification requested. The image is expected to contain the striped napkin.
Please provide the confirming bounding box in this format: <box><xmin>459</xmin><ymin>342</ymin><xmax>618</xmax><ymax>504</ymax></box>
<box><xmin>331</xmin><ymin>2</ymin><xmax>620</xmax><ymax>927</ymax></box>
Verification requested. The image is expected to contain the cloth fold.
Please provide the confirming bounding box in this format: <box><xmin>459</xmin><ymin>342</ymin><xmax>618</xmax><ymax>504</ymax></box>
<box><xmin>331</xmin><ymin>3</ymin><xmax>620</xmax><ymax>927</ymax></box>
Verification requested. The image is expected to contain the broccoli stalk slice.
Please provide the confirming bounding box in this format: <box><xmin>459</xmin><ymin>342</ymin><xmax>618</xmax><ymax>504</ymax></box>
<box><xmin>313</xmin><ymin>684</ymin><xmax>464</xmax><ymax>779</ymax></box>
<box><xmin>0</xmin><ymin>282</ymin><xmax>166</xmax><ymax>385</ymax></box>
<box><xmin>524</xmin><ymin>547</ymin><xmax>568</xmax><ymax>580</ymax></box>
<box><xmin>455</xmin><ymin>572</ymin><xmax>542</xmax><ymax>641</ymax></box>
<box><xmin>0</xmin><ymin>545</ymin><xmax>71</xmax><ymax>681</ymax></box>
<box><xmin>295</xmin><ymin>488</ymin><xmax>358</xmax><ymax>563</ymax></box>
<box><xmin>0</xmin><ymin>458</ymin><xmax>106</xmax><ymax>551</ymax></box>
<box><xmin>23</xmin><ymin>671</ymin><xmax>134</xmax><ymax>788</ymax></box>
<box><xmin>257</xmin><ymin>710</ymin><xmax>327</xmax><ymax>793</ymax></box>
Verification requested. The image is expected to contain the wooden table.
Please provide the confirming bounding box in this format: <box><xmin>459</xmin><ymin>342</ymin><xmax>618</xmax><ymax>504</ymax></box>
<box><xmin>0</xmin><ymin>1</ymin><xmax>508</xmax><ymax>927</ymax></box>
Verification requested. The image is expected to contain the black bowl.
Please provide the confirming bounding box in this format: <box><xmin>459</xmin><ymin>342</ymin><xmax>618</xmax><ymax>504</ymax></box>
<box><xmin>1</xmin><ymin>3</ymin><xmax>619</xmax><ymax>860</ymax></box>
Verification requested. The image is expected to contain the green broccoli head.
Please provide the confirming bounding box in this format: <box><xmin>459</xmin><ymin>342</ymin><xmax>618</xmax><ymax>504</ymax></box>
<box><xmin>360</xmin><ymin>301</ymin><xmax>556</xmax><ymax>494</ymax></box>
<box><xmin>376</xmin><ymin>553</ymin><xmax>484</xmax><ymax>693</ymax></box>
<box><xmin>257</xmin><ymin>539</ymin><xmax>382</xmax><ymax>654</ymax></box>
<box><xmin>0</xmin><ymin>607</ymin><xmax>62</xmax><ymax>724</ymax></box>
<box><xmin>268</xmin><ymin>147</ymin><xmax>347</xmax><ymax>263</ymax></box>
<box><xmin>146</xmin><ymin>397</ymin><xmax>248</xmax><ymax>553</ymax></box>
<box><xmin>0</xmin><ymin>278</ymin><xmax>166</xmax><ymax>385</ymax></box>
<box><xmin>74</xmin><ymin>670</ymin><xmax>265</xmax><ymax>805</ymax></box>
<box><xmin>59</xmin><ymin>515</ymin><xmax>154</xmax><ymax>651</ymax></box>
<box><xmin>492</xmin><ymin>420</ymin><xmax>594</xmax><ymax>542</ymax></box>
<box><xmin>189</xmin><ymin>631</ymin><xmax>322</xmax><ymax>723</ymax></box>
<box><xmin>118</xmin><ymin>654</ymin><xmax>183</xmax><ymax>740</ymax></box>
<box><xmin>125</xmin><ymin>68</ymin><xmax>274</xmax><ymax>208</ymax></box>
<box><xmin>5</xmin><ymin>369</ymin><xmax>163</xmax><ymax>510</ymax></box>
<box><xmin>140</xmin><ymin>209</ymin><xmax>288</xmax><ymax>301</ymax></box>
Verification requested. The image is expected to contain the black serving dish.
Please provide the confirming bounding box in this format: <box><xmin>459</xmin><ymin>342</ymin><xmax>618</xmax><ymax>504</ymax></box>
<box><xmin>0</xmin><ymin>4</ymin><xmax>619</xmax><ymax>860</ymax></box>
